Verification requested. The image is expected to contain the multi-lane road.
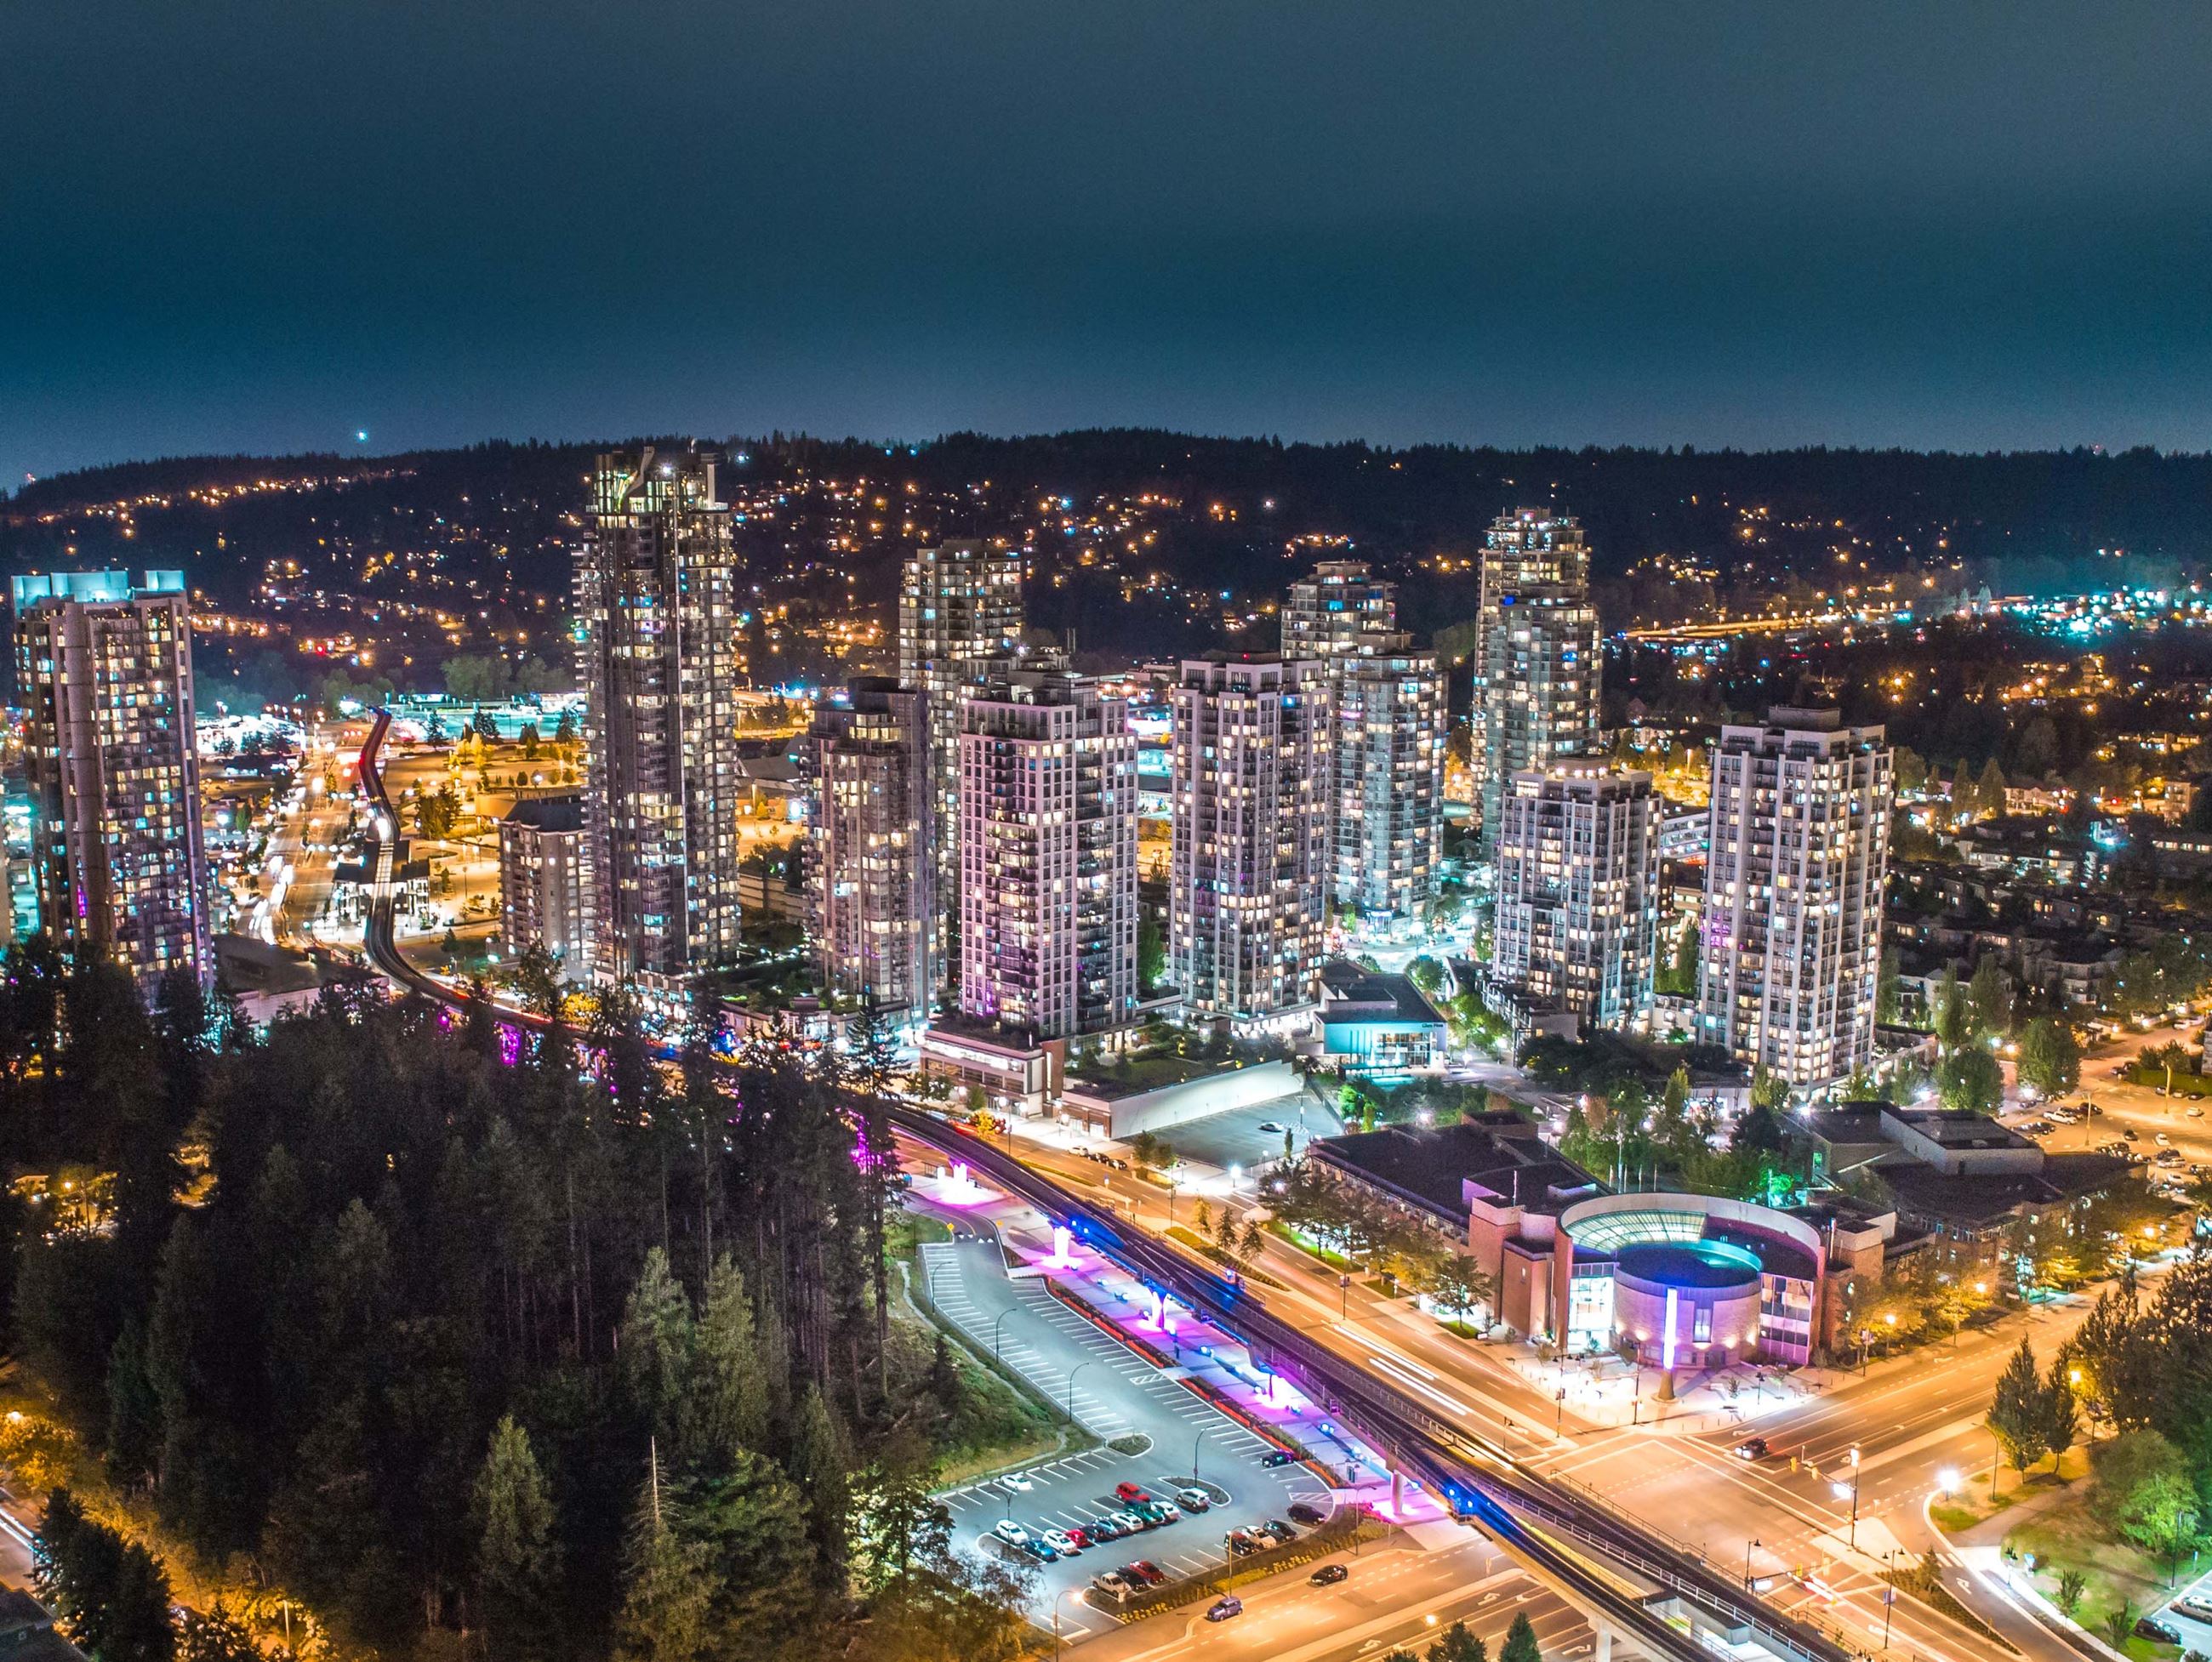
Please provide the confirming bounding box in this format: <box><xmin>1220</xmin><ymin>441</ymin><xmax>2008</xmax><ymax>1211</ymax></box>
<box><xmin>1000</xmin><ymin>1126</ymin><xmax>2117</xmax><ymax>1662</ymax></box>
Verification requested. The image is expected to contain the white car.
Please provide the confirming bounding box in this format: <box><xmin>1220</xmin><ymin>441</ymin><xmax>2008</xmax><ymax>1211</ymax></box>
<box><xmin>1001</xmin><ymin>1471</ymin><xmax>1035</xmax><ymax>1492</ymax></box>
<box><xmin>1040</xmin><ymin>1528</ymin><xmax>1080</xmax><ymax>1556</ymax></box>
<box><xmin>993</xmin><ymin>1521</ymin><xmax>1031</xmax><ymax>1547</ymax></box>
<box><xmin>1176</xmin><ymin>1487</ymin><xmax>1213</xmax><ymax>1511</ymax></box>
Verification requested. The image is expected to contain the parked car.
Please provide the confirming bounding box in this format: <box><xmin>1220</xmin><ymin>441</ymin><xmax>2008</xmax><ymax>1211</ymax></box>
<box><xmin>1257</xmin><ymin>1121</ymin><xmax>1287</xmax><ymax>1135</ymax></box>
<box><xmin>1287</xmin><ymin>1500</ymin><xmax>1329</xmax><ymax>1525</ymax></box>
<box><xmin>1226</xmin><ymin>1529</ymin><xmax>1263</xmax><ymax>1557</ymax></box>
<box><xmin>1115</xmin><ymin>1482</ymin><xmax>1149</xmax><ymax>1503</ymax></box>
<box><xmin>992</xmin><ymin>1521</ymin><xmax>1030</xmax><ymax>1548</ymax></box>
<box><xmin>2135</xmin><ymin>1616</ymin><xmax>2181</xmax><ymax>1644</ymax></box>
<box><xmin>1040</xmin><ymin>1528</ymin><xmax>1080</xmax><ymax>1556</ymax></box>
<box><xmin>1087</xmin><ymin>1516</ymin><xmax>1126</xmax><ymax>1541</ymax></box>
<box><xmin>1110</xmin><ymin>1510</ymin><xmax>1147</xmax><ymax>1534</ymax></box>
<box><xmin>1124</xmin><ymin>1560</ymin><xmax>1166</xmax><ymax>1586</ymax></box>
<box><xmin>1175</xmin><ymin>1486</ymin><xmax>1212</xmax><ymax>1512</ymax></box>
<box><xmin>1088</xmin><ymin>1574</ymin><xmax>1131</xmax><ymax>1603</ymax></box>
<box><xmin>1028</xmin><ymin>1538</ymin><xmax>1059</xmax><ymax>1562</ymax></box>
<box><xmin>1260</xmin><ymin>1518</ymin><xmax>1298</xmax><ymax>1544</ymax></box>
<box><xmin>1206</xmin><ymin>1597</ymin><xmax>1243</xmax><ymax>1622</ymax></box>
<box><xmin>1260</xmin><ymin>1449</ymin><xmax>1297</xmax><ymax>1466</ymax></box>
<box><xmin>1733</xmin><ymin>1437</ymin><xmax>1770</xmax><ymax>1461</ymax></box>
<box><xmin>1066</xmin><ymin>1526</ymin><xmax>1092</xmax><ymax>1548</ymax></box>
<box><xmin>1310</xmin><ymin>1562</ymin><xmax>1348</xmax><ymax>1586</ymax></box>
<box><xmin>1001</xmin><ymin>1471</ymin><xmax>1034</xmax><ymax>1492</ymax></box>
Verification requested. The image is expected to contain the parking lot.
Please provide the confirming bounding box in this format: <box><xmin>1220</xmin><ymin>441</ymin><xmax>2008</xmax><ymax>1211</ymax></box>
<box><xmin>1135</xmin><ymin>1090</ymin><xmax>1343</xmax><ymax>1174</ymax></box>
<box><xmin>917</xmin><ymin>1229</ymin><xmax>1328</xmax><ymax>1636</ymax></box>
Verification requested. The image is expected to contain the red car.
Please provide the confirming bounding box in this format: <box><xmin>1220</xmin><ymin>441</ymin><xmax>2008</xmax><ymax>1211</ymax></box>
<box><xmin>1115</xmin><ymin>1482</ymin><xmax>1150</xmax><ymax>1503</ymax></box>
<box><xmin>1066</xmin><ymin>1528</ymin><xmax>1092</xmax><ymax>1548</ymax></box>
<box><xmin>1124</xmin><ymin>1560</ymin><xmax>1166</xmax><ymax>1586</ymax></box>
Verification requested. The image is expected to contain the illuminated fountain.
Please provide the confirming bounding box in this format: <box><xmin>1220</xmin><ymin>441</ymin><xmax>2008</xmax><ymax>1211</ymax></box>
<box><xmin>925</xmin><ymin>1159</ymin><xmax>996</xmax><ymax>1207</ymax></box>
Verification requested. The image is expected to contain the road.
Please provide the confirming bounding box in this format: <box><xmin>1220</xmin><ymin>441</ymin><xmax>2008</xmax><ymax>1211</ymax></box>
<box><xmin>1081</xmin><ymin>1534</ymin><xmax>1590</xmax><ymax>1662</ymax></box>
<box><xmin>2025</xmin><ymin>1018</ymin><xmax>2212</xmax><ymax>1166</ymax></box>
<box><xmin>999</xmin><ymin>1127</ymin><xmax>2117</xmax><ymax>1662</ymax></box>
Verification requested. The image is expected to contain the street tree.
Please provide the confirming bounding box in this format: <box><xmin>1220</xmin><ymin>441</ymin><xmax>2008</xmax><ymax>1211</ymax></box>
<box><xmin>1428</xmin><ymin>1620</ymin><xmax>1489</xmax><ymax>1662</ymax></box>
<box><xmin>2015</xmin><ymin>1016</ymin><xmax>2081</xmax><ymax>1097</ymax></box>
<box><xmin>1938</xmin><ymin>1047</ymin><xmax>2004</xmax><ymax>1116</ymax></box>
<box><xmin>1428</xmin><ymin>1255</ymin><xmax>1496</xmax><ymax>1335</ymax></box>
<box><xmin>1987</xmin><ymin>1339</ymin><xmax>2050</xmax><ymax>1486</ymax></box>
<box><xmin>1500</xmin><ymin>1611</ymin><xmax>1542</xmax><ymax>1662</ymax></box>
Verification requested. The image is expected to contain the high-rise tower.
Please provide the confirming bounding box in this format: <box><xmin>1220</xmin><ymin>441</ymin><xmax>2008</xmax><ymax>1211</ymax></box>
<box><xmin>1332</xmin><ymin>648</ymin><xmax>1447</xmax><ymax>927</ymax></box>
<box><xmin>957</xmin><ymin>668</ymin><xmax>1138</xmax><ymax>1041</ymax></box>
<box><xmin>575</xmin><ymin>447</ymin><xmax>743</xmax><ymax>980</ymax></box>
<box><xmin>1283</xmin><ymin>561</ymin><xmax>1398</xmax><ymax>664</ymax></box>
<box><xmin>1282</xmin><ymin>562</ymin><xmax>1445</xmax><ymax>933</ymax></box>
<box><xmin>13</xmin><ymin>570</ymin><xmax>209</xmax><ymax>995</ymax></box>
<box><xmin>1170</xmin><ymin>656</ymin><xmax>1332</xmax><ymax>1024</ymax></box>
<box><xmin>898</xmin><ymin>541</ymin><xmax>1023</xmax><ymax>853</ymax></box>
<box><xmin>811</xmin><ymin>678</ymin><xmax>936</xmax><ymax>1019</ymax></box>
<box><xmin>1699</xmin><ymin>708</ymin><xmax>1893</xmax><ymax>1086</ymax></box>
<box><xmin>1492</xmin><ymin>766</ymin><xmax>1659</xmax><ymax>1033</ymax></box>
<box><xmin>1477</xmin><ymin>585</ymin><xmax>1601</xmax><ymax>859</ymax></box>
<box><xmin>1474</xmin><ymin>509</ymin><xmax>1595</xmax><ymax>853</ymax></box>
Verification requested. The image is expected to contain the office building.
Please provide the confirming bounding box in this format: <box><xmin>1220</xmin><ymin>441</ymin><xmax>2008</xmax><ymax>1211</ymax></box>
<box><xmin>1170</xmin><ymin>656</ymin><xmax>1331</xmax><ymax>1026</ymax></box>
<box><xmin>1283</xmin><ymin>561</ymin><xmax>1398</xmax><ymax>663</ymax></box>
<box><xmin>1492</xmin><ymin>766</ymin><xmax>1659</xmax><ymax>1033</ymax></box>
<box><xmin>575</xmin><ymin>447</ymin><xmax>743</xmax><ymax>979</ymax></box>
<box><xmin>499</xmin><ymin>795</ymin><xmax>591</xmax><ymax>976</ymax></box>
<box><xmin>810</xmin><ymin>678</ymin><xmax>935</xmax><ymax>1019</ymax></box>
<box><xmin>1477</xmin><ymin>585</ymin><xmax>1601</xmax><ymax>858</ymax></box>
<box><xmin>1474</xmin><ymin>509</ymin><xmax>1594</xmax><ymax>853</ymax></box>
<box><xmin>1332</xmin><ymin>648</ymin><xmax>1447</xmax><ymax>926</ymax></box>
<box><xmin>1700</xmin><ymin>708</ymin><xmax>1894</xmax><ymax>1087</ymax></box>
<box><xmin>956</xmin><ymin>668</ymin><xmax>1139</xmax><ymax>1040</ymax></box>
<box><xmin>12</xmin><ymin>571</ymin><xmax>209</xmax><ymax>995</ymax></box>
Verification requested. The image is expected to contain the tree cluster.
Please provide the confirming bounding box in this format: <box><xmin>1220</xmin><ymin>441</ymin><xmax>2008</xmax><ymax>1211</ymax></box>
<box><xmin>0</xmin><ymin>942</ymin><xmax>1023</xmax><ymax>1662</ymax></box>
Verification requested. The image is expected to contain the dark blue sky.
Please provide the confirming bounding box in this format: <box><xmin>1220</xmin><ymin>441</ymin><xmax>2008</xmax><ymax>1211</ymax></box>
<box><xmin>5</xmin><ymin>1</ymin><xmax>2210</xmax><ymax>486</ymax></box>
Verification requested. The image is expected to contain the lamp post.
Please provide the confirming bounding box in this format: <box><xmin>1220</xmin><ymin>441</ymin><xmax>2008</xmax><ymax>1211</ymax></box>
<box><xmin>1065</xmin><ymin>1360</ymin><xmax>1096</xmax><ymax>1427</ymax></box>
<box><xmin>991</xmin><ymin>1306</ymin><xmax>1020</xmax><ymax>1360</ymax></box>
<box><xmin>1847</xmin><ymin>1445</ymin><xmax>1861</xmax><ymax>1548</ymax></box>
<box><xmin>1052</xmin><ymin>1586</ymin><xmax>1082</xmax><ymax>1659</ymax></box>
<box><xmin>1744</xmin><ymin>1536</ymin><xmax>1761</xmax><ymax>1591</ymax></box>
<box><xmin>1882</xmin><ymin>1550</ymin><xmax>1896</xmax><ymax>1649</ymax></box>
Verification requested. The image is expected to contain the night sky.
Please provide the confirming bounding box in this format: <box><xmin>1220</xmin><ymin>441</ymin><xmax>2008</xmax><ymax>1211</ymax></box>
<box><xmin>5</xmin><ymin>1</ymin><xmax>2210</xmax><ymax>485</ymax></box>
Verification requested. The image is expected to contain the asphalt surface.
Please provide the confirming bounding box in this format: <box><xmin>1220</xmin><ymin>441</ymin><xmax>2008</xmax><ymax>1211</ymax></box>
<box><xmin>914</xmin><ymin>1223</ymin><xmax>1325</xmax><ymax>1639</ymax></box>
<box><xmin>1006</xmin><ymin>1128</ymin><xmax>2126</xmax><ymax>1662</ymax></box>
<box><xmin>1080</xmin><ymin>1533</ymin><xmax>1592</xmax><ymax>1662</ymax></box>
<box><xmin>1143</xmin><ymin>1091</ymin><xmax>1342</xmax><ymax>1175</ymax></box>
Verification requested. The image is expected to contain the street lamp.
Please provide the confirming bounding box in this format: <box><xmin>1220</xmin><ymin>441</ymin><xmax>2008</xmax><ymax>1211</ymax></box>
<box><xmin>991</xmin><ymin>1306</ymin><xmax>1023</xmax><ymax>1360</ymax></box>
<box><xmin>1052</xmin><ymin>1586</ymin><xmax>1083</xmax><ymax>1659</ymax></box>
<box><xmin>1829</xmin><ymin>1444</ymin><xmax>1861</xmax><ymax>1547</ymax></box>
<box><xmin>1065</xmin><ymin>1360</ymin><xmax>1096</xmax><ymax>1426</ymax></box>
<box><xmin>1744</xmin><ymin>1536</ymin><xmax>1762</xmax><ymax>1591</ymax></box>
<box><xmin>1882</xmin><ymin>1550</ymin><xmax>1897</xmax><ymax>1650</ymax></box>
